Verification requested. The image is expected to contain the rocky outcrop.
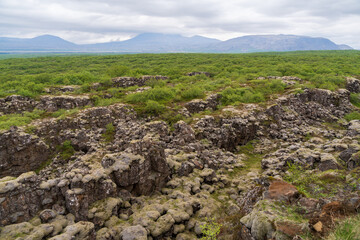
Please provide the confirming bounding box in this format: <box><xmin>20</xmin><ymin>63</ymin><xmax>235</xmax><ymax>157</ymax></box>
<box><xmin>0</xmin><ymin>127</ymin><xmax>50</xmax><ymax>178</ymax></box>
<box><xmin>44</xmin><ymin>85</ymin><xmax>80</xmax><ymax>94</ymax></box>
<box><xmin>120</xmin><ymin>225</ymin><xmax>147</xmax><ymax>240</ymax></box>
<box><xmin>267</xmin><ymin>88</ymin><xmax>351</xmax><ymax>124</ymax></box>
<box><xmin>34</xmin><ymin>104</ymin><xmax>136</xmax><ymax>148</ymax></box>
<box><xmin>257</xmin><ymin>76</ymin><xmax>302</xmax><ymax>81</ymax></box>
<box><xmin>36</xmin><ymin>95</ymin><xmax>93</xmax><ymax>112</ymax></box>
<box><xmin>1</xmin><ymin>85</ymin><xmax>360</xmax><ymax>239</ymax></box>
<box><xmin>194</xmin><ymin>115</ymin><xmax>258</xmax><ymax>152</ymax></box>
<box><xmin>185</xmin><ymin>94</ymin><xmax>221</xmax><ymax>114</ymax></box>
<box><xmin>0</xmin><ymin>94</ymin><xmax>93</xmax><ymax>114</ymax></box>
<box><xmin>102</xmin><ymin>147</ymin><xmax>170</xmax><ymax>196</ymax></box>
<box><xmin>0</xmin><ymin>142</ymin><xmax>170</xmax><ymax>225</ymax></box>
<box><xmin>186</xmin><ymin>71</ymin><xmax>211</xmax><ymax>77</ymax></box>
<box><xmin>112</xmin><ymin>75</ymin><xmax>168</xmax><ymax>88</ymax></box>
<box><xmin>257</xmin><ymin>76</ymin><xmax>302</xmax><ymax>86</ymax></box>
<box><xmin>0</xmin><ymin>95</ymin><xmax>37</xmax><ymax>114</ymax></box>
<box><xmin>346</xmin><ymin>77</ymin><xmax>360</xmax><ymax>93</ymax></box>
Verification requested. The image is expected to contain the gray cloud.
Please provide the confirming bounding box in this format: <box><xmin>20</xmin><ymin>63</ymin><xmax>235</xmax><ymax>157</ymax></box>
<box><xmin>0</xmin><ymin>0</ymin><xmax>359</xmax><ymax>48</ymax></box>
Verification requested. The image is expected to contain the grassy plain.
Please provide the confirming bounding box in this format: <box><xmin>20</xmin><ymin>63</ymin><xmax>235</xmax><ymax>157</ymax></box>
<box><xmin>1</xmin><ymin>50</ymin><xmax>360</xmax><ymax>129</ymax></box>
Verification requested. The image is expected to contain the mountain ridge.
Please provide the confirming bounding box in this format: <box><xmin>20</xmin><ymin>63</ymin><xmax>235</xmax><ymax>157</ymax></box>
<box><xmin>0</xmin><ymin>33</ymin><xmax>353</xmax><ymax>53</ymax></box>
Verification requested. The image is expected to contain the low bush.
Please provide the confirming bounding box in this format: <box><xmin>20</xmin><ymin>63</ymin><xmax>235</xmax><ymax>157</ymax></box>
<box><xmin>107</xmin><ymin>65</ymin><xmax>130</xmax><ymax>77</ymax></box>
<box><xmin>180</xmin><ymin>86</ymin><xmax>205</xmax><ymax>101</ymax></box>
<box><xmin>326</xmin><ymin>214</ymin><xmax>360</xmax><ymax>240</ymax></box>
<box><xmin>201</xmin><ymin>217</ymin><xmax>222</xmax><ymax>240</ymax></box>
<box><xmin>102</xmin><ymin>123</ymin><xmax>116</xmax><ymax>142</ymax></box>
<box><xmin>57</xmin><ymin>140</ymin><xmax>75</xmax><ymax>160</ymax></box>
<box><xmin>344</xmin><ymin>111</ymin><xmax>360</xmax><ymax>121</ymax></box>
<box><xmin>350</xmin><ymin>93</ymin><xmax>360</xmax><ymax>108</ymax></box>
<box><xmin>126</xmin><ymin>87</ymin><xmax>175</xmax><ymax>103</ymax></box>
<box><xmin>143</xmin><ymin>100</ymin><xmax>166</xmax><ymax>115</ymax></box>
<box><xmin>0</xmin><ymin>109</ymin><xmax>44</xmax><ymax>130</ymax></box>
<box><xmin>221</xmin><ymin>87</ymin><xmax>265</xmax><ymax>105</ymax></box>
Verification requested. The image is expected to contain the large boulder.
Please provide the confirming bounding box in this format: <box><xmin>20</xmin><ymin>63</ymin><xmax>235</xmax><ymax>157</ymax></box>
<box><xmin>194</xmin><ymin>116</ymin><xmax>258</xmax><ymax>152</ymax></box>
<box><xmin>101</xmin><ymin>143</ymin><xmax>170</xmax><ymax>196</ymax></box>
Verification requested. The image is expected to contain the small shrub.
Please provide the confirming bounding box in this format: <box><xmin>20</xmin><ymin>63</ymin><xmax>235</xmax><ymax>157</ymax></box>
<box><xmin>145</xmin><ymin>79</ymin><xmax>166</xmax><ymax>88</ymax></box>
<box><xmin>35</xmin><ymin>158</ymin><xmax>53</xmax><ymax>174</ymax></box>
<box><xmin>221</xmin><ymin>87</ymin><xmax>265</xmax><ymax>105</ymax></box>
<box><xmin>95</xmin><ymin>97</ymin><xmax>123</xmax><ymax>107</ymax></box>
<box><xmin>201</xmin><ymin>217</ymin><xmax>222</xmax><ymax>240</ymax></box>
<box><xmin>51</xmin><ymin>108</ymin><xmax>80</xmax><ymax>119</ymax></box>
<box><xmin>107</xmin><ymin>65</ymin><xmax>130</xmax><ymax>77</ymax></box>
<box><xmin>143</xmin><ymin>100</ymin><xmax>166</xmax><ymax>115</ymax></box>
<box><xmin>350</xmin><ymin>93</ymin><xmax>360</xmax><ymax>108</ymax></box>
<box><xmin>0</xmin><ymin>109</ymin><xmax>44</xmax><ymax>130</ymax></box>
<box><xmin>126</xmin><ymin>87</ymin><xmax>175</xmax><ymax>103</ymax></box>
<box><xmin>344</xmin><ymin>111</ymin><xmax>360</xmax><ymax>121</ymax></box>
<box><xmin>326</xmin><ymin>214</ymin><xmax>360</xmax><ymax>240</ymax></box>
<box><xmin>160</xmin><ymin>111</ymin><xmax>185</xmax><ymax>129</ymax></box>
<box><xmin>57</xmin><ymin>140</ymin><xmax>75</xmax><ymax>160</ymax></box>
<box><xmin>102</xmin><ymin>123</ymin><xmax>115</xmax><ymax>142</ymax></box>
<box><xmin>180</xmin><ymin>86</ymin><xmax>205</xmax><ymax>101</ymax></box>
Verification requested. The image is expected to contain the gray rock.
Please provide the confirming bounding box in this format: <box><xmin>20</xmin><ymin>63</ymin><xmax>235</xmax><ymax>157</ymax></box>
<box><xmin>185</xmin><ymin>94</ymin><xmax>221</xmax><ymax>114</ymax></box>
<box><xmin>346</xmin><ymin>77</ymin><xmax>360</xmax><ymax>93</ymax></box>
<box><xmin>0</xmin><ymin>95</ymin><xmax>37</xmax><ymax>114</ymax></box>
<box><xmin>112</xmin><ymin>75</ymin><xmax>168</xmax><ymax>88</ymax></box>
<box><xmin>0</xmin><ymin>128</ymin><xmax>50</xmax><ymax>178</ymax></box>
<box><xmin>120</xmin><ymin>225</ymin><xmax>147</xmax><ymax>240</ymax></box>
<box><xmin>186</xmin><ymin>71</ymin><xmax>211</xmax><ymax>77</ymax></box>
<box><xmin>39</xmin><ymin>209</ymin><xmax>58</xmax><ymax>223</ymax></box>
<box><xmin>318</xmin><ymin>153</ymin><xmax>340</xmax><ymax>171</ymax></box>
<box><xmin>150</xmin><ymin>213</ymin><xmax>175</xmax><ymax>237</ymax></box>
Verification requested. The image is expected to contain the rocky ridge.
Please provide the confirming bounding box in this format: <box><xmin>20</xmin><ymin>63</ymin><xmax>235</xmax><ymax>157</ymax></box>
<box><xmin>0</xmin><ymin>77</ymin><xmax>360</xmax><ymax>239</ymax></box>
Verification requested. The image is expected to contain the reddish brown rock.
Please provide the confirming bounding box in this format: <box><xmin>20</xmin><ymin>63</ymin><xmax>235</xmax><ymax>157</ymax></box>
<box><xmin>264</xmin><ymin>181</ymin><xmax>299</xmax><ymax>202</ymax></box>
<box><xmin>276</xmin><ymin>221</ymin><xmax>305</xmax><ymax>237</ymax></box>
<box><xmin>309</xmin><ymin>201</ymin><xmax>357</xmax><ymax>236</ymax></box>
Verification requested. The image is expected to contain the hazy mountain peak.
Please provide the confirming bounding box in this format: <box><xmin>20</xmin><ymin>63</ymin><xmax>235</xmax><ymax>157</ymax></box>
<box><xmin>0</xmin><ymin>33</ymin><xmax>353</xmax><ymax>52</ymax></box>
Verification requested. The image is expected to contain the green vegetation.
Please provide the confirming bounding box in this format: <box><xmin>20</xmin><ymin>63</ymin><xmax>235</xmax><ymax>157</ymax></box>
<box><xmin>180</xmin><ymin>86</ymin><xmax>205</xmax><ymax>101</ymax></box>
<box><xmin>201</xmin><ymin>217</ymin><xmax>222</xmax><ymax>240</ymax></box>
<box><xmin>326</xmin><ymin>214</ymin><xmax>360</xmax><ymax>240</ymax></box>
<box><xmin>1</xmin><ymin>51</ymin><xmax>360</xmax><ymax>130</ymax></box>
<box><xmin>262</xmin><ymin>200</ymin><xmax>308</xmax><ymax>224</ymax></box>
<box><xmin>126</xmin><ymin>87</ymin><xmax>175</xmax><ymax>103</ymax></box>
<box><xmin>51</xmin><ymin>108</ymin><xmax>81</xmax><ymax>119</ymax></box>
<box><xmin>350</xmin><ymin>93</ymin><xmax>360</xmax><ymax>108</ymax></box>
<box><xmin>344</xmin><ymin>111</ymin><xmax>360</xmax><ymax>121</ymax></box>
<box><xmin>221</xmin><ymin>87</ymin><xmax>265</xmax><ymax>105</ymax></box>
<box><xmin>56</xmin><ymin>140</ymin><xmax>75</xmax><ymax>160</ymax></box>
<box><xmin>102</xmin><ymin>123</ymin><xmax>116</xmax><ymax>142</ymax></box>
<box><xmin>0</xmin><ymin>109</ymin><xmax>44</xmax><ymax>130</ymax></box>
<box><xmin>143</xmin><ymin>100</ymin><xmax>166</xmax><ymax>115</ymax></box>
<box><xmin>237</xmin><ymin>140</ymin><xmax>263</xmax><ymax>171</ymax></box>
<box><xmin>1</xmin><ymin>51</ymin><xmax>359</xmax><ymax>100</ymax></box>
<box><xmin>35</xmin><ymin>158</ymin><xmax>53</xmax><ymax>174</ymax></box>
<box><xmin>284</xmin><ymin>163</ymin><xmax>346</xmax><ymax>198</ymax></box>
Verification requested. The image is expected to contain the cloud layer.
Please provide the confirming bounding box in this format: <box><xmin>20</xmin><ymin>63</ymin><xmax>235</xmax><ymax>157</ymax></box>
<box><xmin>0</xmin><ymin>0</ymin><xmax>359</xmax><ymax>48</ymax></box>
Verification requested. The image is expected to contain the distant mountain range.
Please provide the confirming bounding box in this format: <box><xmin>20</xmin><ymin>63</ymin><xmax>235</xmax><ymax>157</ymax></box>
<box><xmin>0</xmin><ymin>33</ymin><xmax>353</xmax><ymax>53</ymax></box>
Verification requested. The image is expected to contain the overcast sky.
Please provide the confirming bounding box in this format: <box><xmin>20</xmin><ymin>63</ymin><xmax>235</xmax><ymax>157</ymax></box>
<box><xmin>0</xmin><ymin>0</ymin><xmax>359</xmax><ymax>48</ymax></box>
